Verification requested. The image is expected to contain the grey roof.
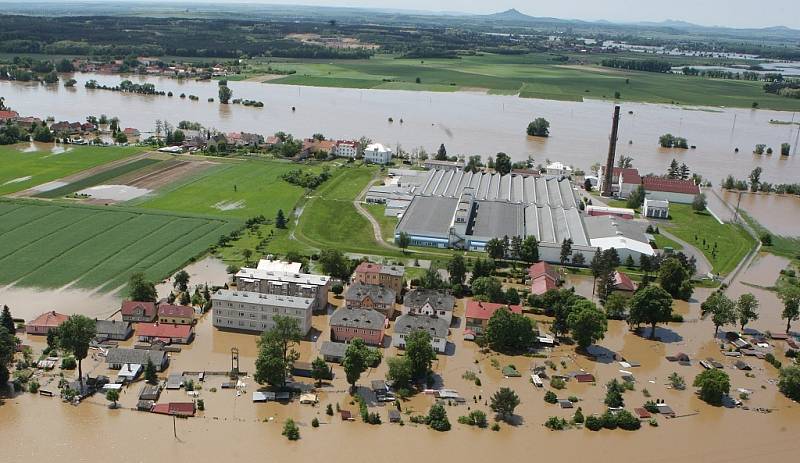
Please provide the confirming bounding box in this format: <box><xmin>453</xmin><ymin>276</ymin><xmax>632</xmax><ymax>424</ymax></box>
<box><xmin>345</xmin><ymin>282</ymin><xmax>395</xmax><ymax>305</ymax></box>
<box><xmin>330</xmin><ymin>307</ymin><xmax>385</xmax><ymax>330</ymax></box>
<box><xmin>403</xmin><ymin>289</ymin><xmax>455</xmax><ymax>313</ymax></box>
<box><xmin>584</xmin><ymin>215</ymin><xmax>649</xmax><ymax>243</ymax></box>
<box><xmin>105</xmin><ymin>348</ymin><xmax>165</xmax><ymax>366</ymax></box>
<box><xmin>395</xmin><ymin>195</ymin><xmax>458</xmax><ymax>238</ymax></box>
<box><xmin>213</xmin><ymin>289</ymin><xmax>315</xmax><ymax>309</ymax></box>
<box><xmin>95</xmin><ymin>320</ymin><xmax>132</xmax><ymax>336</ymax></box>
<box><xmin>320</xmin><ymin>341</ymin><xmax>347</xmax><ymax>359</ymax></box>
<box><xmin>469</xmin><ymin>201</ymin><xmax>525</xmax><ymax>241</ymax></box>
<box><xmin>394</xmin><ymin>314</ymin><xmax>449</xmax><ymax>338</ymax></box>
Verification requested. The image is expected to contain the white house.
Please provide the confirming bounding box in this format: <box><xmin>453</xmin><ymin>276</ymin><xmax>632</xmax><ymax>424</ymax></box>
<box><xmin>392</xmin><ymin>314</ymin><xmax>448</xmax><ymax>353</ymax></box>
<box><xmin>334</xmin><ymin>140</ymin><xmax>358</xmax><ymax>158</ymax></box>
<box><xmin>545</xmin><ymin>161</ymin><xmax>573</xmax><ymax>178</ymax></box>
<box><xmin>643</xmin><ymin>198</ymin><xmax>669</xmax><ymax>219</ymax></box>
<box><xmin>363</xmin><ymin>143</ymin><xmax>393</xmax><ymax>164</ymax></box>
<box><xmin>402</xmin><ymin>289</ymin><xmax>455</xmax><ymax>326</ymax></box>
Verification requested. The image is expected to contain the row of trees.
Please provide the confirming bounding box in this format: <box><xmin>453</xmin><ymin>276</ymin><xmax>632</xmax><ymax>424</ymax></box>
<box><xmin>722</xmin><ymin>170</ymin><xmax>800</xmax><ymax>195</ymax></box>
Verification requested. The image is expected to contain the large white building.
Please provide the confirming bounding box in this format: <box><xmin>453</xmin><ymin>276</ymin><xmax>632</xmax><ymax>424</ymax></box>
<box><xmin>363</xmin><ymin>143</ymin><xmax>393</xmax><ymax>164</ymax></box>
<box><xmin>234</xmin><ymin>259</ymin><xmax>330</xmax><ymax>312</ymax></box>
<box><xmin>334</xmin><ymin>140</ymin><xmax>358</xmax><ymax>158</ymax></box>
<box><xmin>212</xmin><ymin>289</ymin><xmax>315</xmax><ymax>334</ymax></box>
<box><xmin>545</xmin><ymin>161</ymin><xmax>574</xmax><ymax>178</ymax></box>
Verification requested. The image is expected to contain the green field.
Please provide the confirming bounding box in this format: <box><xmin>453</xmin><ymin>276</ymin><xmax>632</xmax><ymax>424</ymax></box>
<box><xmin>137</xmin><ymin>159</ymin><xmax>315</xmax><ymax>219</ymax></box>
<box><xmin>35</xmin><ymin>158</ymin><xmax>162</xmax><ymax>198</ymax></box>
<box><xmin>666</xmin><ymin>204</ymin><xmax>756</xmax><ymax>275</ymax></box>
<box><xmin>253</xmin><ymin>54</ymin><xmax>800</xmax><ymax>111</ymax></box>
<box><xmin>0</xmin><ymin>144</ymin><xmax>146</xmax><ymax>195</ymax></box>
<box><xmin>0</xmin><ymin>200</ymin><xmax>239</xmax><ymax>291</ymax></box>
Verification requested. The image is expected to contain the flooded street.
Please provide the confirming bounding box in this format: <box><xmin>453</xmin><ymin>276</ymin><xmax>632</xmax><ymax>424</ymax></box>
<box><xmin>2</xmin><ymin>73</ymin><xmax>799</xmax><ymax>184</ymax></box>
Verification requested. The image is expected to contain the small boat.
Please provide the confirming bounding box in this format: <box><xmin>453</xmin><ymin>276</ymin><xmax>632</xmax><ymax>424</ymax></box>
<box><xmin>530</xmin><ymin>374</ymin><xmax>543</xmax><ymax>388</ymax></box>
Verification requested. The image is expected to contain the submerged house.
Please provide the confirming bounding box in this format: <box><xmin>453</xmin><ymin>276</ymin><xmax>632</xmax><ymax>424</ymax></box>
<box><xmin>95</xmin><ymin>319</ymin><xmax>133</xmax><ymax>341</ymax></box>
<box><xmin>26</xmin><ymin>311</ymin><xmax>69</xmax><ymax>335</ymax></box>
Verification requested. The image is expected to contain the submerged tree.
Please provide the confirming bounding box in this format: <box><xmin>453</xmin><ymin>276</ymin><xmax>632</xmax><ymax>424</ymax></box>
<box><xmin>58</xmin><ymin>315</ymin><xmax>97</xmax><ymax>388</ymax></box>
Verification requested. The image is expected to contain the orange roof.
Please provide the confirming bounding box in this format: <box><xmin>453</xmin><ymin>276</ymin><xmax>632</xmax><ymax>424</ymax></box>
<box><xmin>29</xmin><ymin>311</ymin><xmax>69</xmax><ymax>328</ymax></box>
<box><xmin>0</xmin><ymin>110</ymin><xmax>19</xmax><ymax>120</ymax></box>
<box><xmin>465</xmin><ymin>300</ymin><xmax>522</xmax><ymax>321</ymax></box>
<box><xmin>528</xmin><ymin>262</ymin><xmax>560</xmax><ymax>282</ymax></box>
<box><xmin>531</xmin><ymin>276</ymin><xmax>557</xmax><ymax>295</ymax></box>
<box><xmin>642</xmin><ymin>176</ymin><xmax>700</xmax><ymax>195</ymax></box>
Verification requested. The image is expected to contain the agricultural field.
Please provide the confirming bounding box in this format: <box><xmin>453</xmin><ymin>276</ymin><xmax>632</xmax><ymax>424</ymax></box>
<box><xmin>34</xmin><ymin>158</ymin><xmax>162</xmax><ymax>198</ymax></box>
<box><xmin>255</xmin><ymin>54</ymin><xmax>800</xmax><ymax>111</ymax></box>
<box><xmin>0</xmin><ymin>200</ymin><xmax>239</xmax><ymax>291</ymax></box>
<box><xmin>136</xmin><ymin>159</ymin><xmax>317</xmax><ymax>219</ymax></box>
<box><xmin>0</xmin><ymin>144</ymin><xmax>146</xmax><ymax>195</ymax></box>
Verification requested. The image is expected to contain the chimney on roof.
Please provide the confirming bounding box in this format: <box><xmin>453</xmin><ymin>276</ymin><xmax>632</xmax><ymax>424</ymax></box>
<box><xmin>602</xmin><ymin>105</ymin><xmax>621</xmax><ymax>197</ymax></box>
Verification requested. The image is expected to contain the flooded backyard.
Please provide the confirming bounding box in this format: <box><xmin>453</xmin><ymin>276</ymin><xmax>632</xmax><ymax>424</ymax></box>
<box><xmin>2</xmin><ymin>73</ymin><xmax>800</xmax><ymax>185</ymax></box>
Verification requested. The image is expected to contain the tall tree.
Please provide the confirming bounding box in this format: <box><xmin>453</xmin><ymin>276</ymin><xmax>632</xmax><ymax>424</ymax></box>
<box><xmin>490</xmin><ymin>387</ymin><xmax>520</xmax><ymax>422</ymax></box>
<box><xmin>736</xmin><ymin>293</ymin><xmax>759</xmax><ymax>331</ymax></box>
<box><xmin>494</xmin><ymin>152</ymin><xmax>512</xmax><ymax>175</ymax></box>
<box><xmin>218</xmin><ymin>84</ymin><xmax>232</xmax><ymax>104</ymax></box>
<box><xmin>509</xmin><ymin>236</ymin><xmax>523</xmax><ymax>261</ymax></box>
<box><xmin>700</xmin><ymin>291</ymin><xmax>737</xmax><ymax>337</ymax></box>
<box><xmin>396</xmin><ymin>231</ymin><xmax>411</xmax><ymax>253</ymax></box>
<box><xmin>667</xmin><ymin>159</ymin><xmax>680</xmax><ymax>179</ymax></box>
<box><xmin>447</xmin><ymin>255</ymin><xmax>467</xmax><ymax>286</ymax></box>
<box><xmin>0</xmin><ymin>326</ymin><xmax>19</xmax><ymax>385</ymax></box>
<box><xmin>778</xmin><ymin>286</ymin><xmax>800</xmax><ymax>333</ymax></box>
<box><xmin>311</xmin><ymin>357</ymin><xmax>332</xmax><ymax>387</ymax></box>
<box><xmin>693</xmin><ymin>369</ymin><xmax>730</xmax><ymax>406</ymax></box>
<box><xmin>526</xmin><ymin>117</ymin><xmax>550</xmax><ymax>137</ymax></box>
<box><xmin>485</xmin><ymin>238</ymin><xmax>505</xmax><ymax>260</ymax></box>
<box><xmin>628</xmin><ymin>285</ymin><xmax>674</xmax><ymax>339</ymax></box>
<box><xmin>567</xmin><ymin>299</ymin><xmax>608</xmax><ymax>350</ymax></box>
<box><xmin>484</xmin><ymin>307</ymin><xmax>535</xmax><ymax>353</ymax></box>
<box><xmin>616</xmin><ymin>155</ymin><xmax>633</xmax><ymax>169</ymax></box>
<box><xmin>471</xmin><ymin>277</ymin><xmax>505</xmax><ymax>303</ymax></box>
<box><xmin>145</xmin><ymin>358</ymin><xmax>158</xmax><ymax>384</ymax></box>
<box><xmin>173</xmin><ymin>270</ymin><xmax>190</xmax><ymax>293</ymax></box>
<box><xmin>559</xmin><ymin>238</ymin><xmax>573</xmax><ymax>265</ymax></box>
<box><xmin>275</xmin><ymin>209</ymin><xmax>287</xmax><ymax>229</ymax></box>
<box><xmin>435</xmin><ymin>143</ymin><xmax>447</xmax><ymax>161</ymax></box>
<box><xmin>0</xmin><ymin>305</ymin><xmax>14</xmax><ymax>335</ymax></box>
<box><xmin>749</xmin><ymin>167</ymin><xmax>762</xmax><ymax>192</ymax></box>
<box><xmin>520</xmin><ymin>235</ymin><xmax>539</xmax><ymax>263</ymax></box>
<box><xmin>318</xmin><ymin>249</ymin><xmax>352</xmax><ymax>280</ymax></box>
<box><xmin>58</xmin><ymin>315</ymin><xmax>97</xmax><ymax>388</ymax></box>
<box><xmin>659</xmin><ymin>257</ymin><xmax>692</xmax><ymax>300</ymax></box>
<box><xmin>254</xmin><ymin>316</ymin><xmax>302</xmax><ymax>387</ymax></box>
<box><xmin>128</xmin><ymin>272</ymin><xmax>157</xmax><ymax>302</ymax></box>
<box><xmin>404</xmin><ymin>330</ymin><xmax>437</xmax><ymax>380</ymax></box>
<box><xmin>342</xmin><ymin>338</ymin><xmax>377</xmax><ymax>392</ymax></box>
<box><xmin>464</xmin><ymin>155</ymin><xmax>483</xmax><ymax>173</ymax></box>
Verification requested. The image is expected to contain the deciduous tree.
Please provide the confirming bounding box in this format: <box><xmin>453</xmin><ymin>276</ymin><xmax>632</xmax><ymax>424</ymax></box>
<box><xmin>693</xmin><ymin>369</ymin><xmax>730</xmax><ymax>406</ymax></box>
<box><xmin>628</xmin><ymin>285</ymin><xmax>673</xmax><ymax>339</ymax></box>
<box><xmin>736</xmin><ymin>293</ymin><xmax>759</xmax><ymax>331</ymax></box>
<box><xmin>58</xmin><ymin>315</ymin><xmax>97</xmax><ymax>388</ymax></box>
<box><xmin>490</xmin><ymin>387</ymin><xmax>520</xmax><ymax>422</ymax></box>
<box><xmin>567</xmin><ymin>299</ymin><xmax>608</xmax><ymax>350</ymax></box>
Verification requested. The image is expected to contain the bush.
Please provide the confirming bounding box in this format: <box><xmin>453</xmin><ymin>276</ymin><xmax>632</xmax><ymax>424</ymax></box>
<box><xmin>585</xmin><ymin>415</ymin><xmax>602</xmax><ymax>431</ymax></box>
<box><xmin>326</xmin><ymin>403</ymin><xmax>334</xmax><ymax>416</ymax></box>
<box><xmin>61</xmin><ymin>357</ymin><xmax>77</xmax><ymax>370</ymax></box>
<box><xmin>544</xmin><ymin>391</ymin><xmax>558</xmax><ymax>404</ymax></box>
<box><xmin>311</xmin><ymin>417</ymin><xmax>319</xmax><ymax>428</ymax></box>
<box><xmin>601</xmin><ymin>410</ymin><xmax>618</xmax><ymax>429</ymax></box>
<box><xmin>760</xmin><ymin>233</ymin><xmax>773</xmax><ymax>246</ymax></box>
<box><xmin>644</xmin><ymin>401</ymin><xmax>659</xmax><ymax>413</ymax></box>
<box><xmin>457</xmin><ymin>410</ymin><xmax>488</xmax><ymax>428</ymax></box>
<box><xmin>573</xmin><ymin>407</ymin><xmax>584</xmax><ymax>424</ymax></box>
<box><xmin>282</xmin><ymin>419</ymin><xmax>300</xmax><ymax>440</ymax></box>
<box><xmin>197</xmin><ymin>399</ymin><xmax>205</xmax><ymax>411</ymax></box>
<box><xmin>615</xmin><ymin>410</ymin><xmax>641</xmax><ymax>430</ymax></box>
<box><xmin>427</xmin><ymin>403</ymin><xmax>451</xmax><ymax>431</ymax></box>
<box><xmin>550</xmin><ymin>377</ymin><xmax>566</xmax><ymax>390</ymax></box>
<box><xmin>491</xmin><ymin>423</ymin><xmax>501</xmax><ymax>431</ymax></box>
<box><xmin>544</xmin><ymin>416</ymin><xmax>568</xmax><ymax>430</ymax></box>
<box><xmin>28</xmin><ymin>380</ymin><xmax>40</xmax><ymax>393</ymax></box>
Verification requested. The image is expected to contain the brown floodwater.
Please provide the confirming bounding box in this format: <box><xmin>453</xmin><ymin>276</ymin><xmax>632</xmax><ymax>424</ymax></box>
<box><xmin>720</xmin><ymin>190</ymin><xmax>800</xmax><ymax>237</ymax></box>
<box><xmin>2</xmin><ymin>73</ymin><xmax>799</xmax><ymax>185</ymax></box>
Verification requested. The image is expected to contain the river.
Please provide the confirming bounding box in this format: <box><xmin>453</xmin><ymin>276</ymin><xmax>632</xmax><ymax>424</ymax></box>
<box><xmin>2</xmin><ymin>73</ymin><xmax>799</xmax><ymax>185</ymax></box>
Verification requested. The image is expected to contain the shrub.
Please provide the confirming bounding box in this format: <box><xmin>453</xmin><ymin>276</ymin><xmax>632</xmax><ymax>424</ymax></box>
<box><xmin>311</xmin><ymin>418</ymin><xmax>319</xmax><ymax>428</ymax></box>
<box><xmin>644</xmin><ymin>401</ymin><xmax>659</xmax><ymax>413</ymax></box>
<box><xmin>458</xmin><ymin>409</ymin><xmax>488</xmax><ymax>428</ymax></box>
<box><xmin>649</xmin><ymin>418</ymin><xmax>659</xmax><ymax>427</ymax></box>
<box><xmin>491</xmin><ymin>423</ymin><xmax>501</xmax><ymax>431</ymax></box>
<box><xmin>282</xmin><ymin>419</ymin><xmax>300</xmax><ymax>440</ymax></box>
<box><xmin>615</xmin><ymin>410</ymin><xmax>641</xmax><ymax>430</ymax></box>
<box><xmin>600</xmin><ymin>410</ymin><xmax>618</xmax><ymax>429</ymax></box>
<box><xmin>550</xmin><ymin>377</ymin><xmax>566</xmax><ymax>390</ymax></box>
<box><xmin>573</xmin><ymin>407</ymin><xmax>584</xmax><ymax>424</ymax></box>
<box><xmin>585</xmin><ymin>415</ymin><xmax>602</xmax><ymax>431</ymax></box>
<box><xmin>28</xmin><ymin>380</ymin><xmax>40</xmax><ymax>393</ymax></box>
<box><xmin>61</xmin><ymin>357</ymin><xmax>77</xmax><ymax>370</ymax></box>
<box><xmin>197</xmin><ymin>399</ymin><xmax>205</xmax><ymax>411</ymax></box>
<box><xmin>544</xmin><ymin>416</ymin><xmax>568</xmax><ymax>430</ymax></box>
<box><xmin>544</xmin><ymin>391</ymin><xmax>558</xmax><ymax>404</ymax></box>
<box><xmin>326</xmin><ymin>403</ymin><xmax>334</xmax><ymax>416</ymax></box>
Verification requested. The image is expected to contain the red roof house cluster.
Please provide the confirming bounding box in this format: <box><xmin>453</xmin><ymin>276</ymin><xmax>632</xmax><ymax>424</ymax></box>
<box><xmin>641</xmin><ymin>176</ymin><xmax>700</xmax><ymax>195</ymax></box>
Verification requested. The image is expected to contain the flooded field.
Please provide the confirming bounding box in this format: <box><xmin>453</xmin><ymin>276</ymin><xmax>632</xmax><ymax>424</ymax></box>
<box><xmin>2</xmin><ymin>73</ymin><xmax>799</xmax><ymax>185</ymax></box>
<box><xmin>3</xmin><ymin>255</ymin><xmax>799</xmax><ymax>461</ymax></box>
<box><xmin>719</xmin><ymin>190</ymin><xmax>800</xmax><ymax>237</ymax></box>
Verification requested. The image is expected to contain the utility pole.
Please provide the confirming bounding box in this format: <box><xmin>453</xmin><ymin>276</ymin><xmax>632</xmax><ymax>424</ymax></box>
<box><xmin>173</xmin><ymin>415</ymin><xmax>177</xmax><ymax>439</ymax></box>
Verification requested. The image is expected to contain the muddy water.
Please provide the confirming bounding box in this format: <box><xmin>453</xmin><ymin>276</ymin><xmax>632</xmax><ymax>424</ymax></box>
<box><xmin>726</xmin><ymin>253</ymin><xmax>793</xmax><ymax>332</ymax></box>
<box><xmin>720</xmin><ymin>190</ymin><xmax>800</xmax><ymax>236</ymax></box>
<box><xmin>4</xmin><ymin>259</ymin><xmax>800</xmax><ymax>460</ymax></box>
<box><xmin>2</xmin><ymin>73</ymin><xmax>799</xmax><ymax>185</ymax></box>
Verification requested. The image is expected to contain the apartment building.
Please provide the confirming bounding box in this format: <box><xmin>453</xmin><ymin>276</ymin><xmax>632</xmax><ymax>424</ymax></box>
<box><xmin>211</xmin><ymin>289</ymin><xmax>315</xmax><ymax>335</ymax></box>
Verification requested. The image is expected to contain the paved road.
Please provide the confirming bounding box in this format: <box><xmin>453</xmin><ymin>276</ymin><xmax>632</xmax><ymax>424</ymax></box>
<box><xmin>658</xmin><ymin>229</ymin><xmax>713</xmax><ymax>277</ymax></box>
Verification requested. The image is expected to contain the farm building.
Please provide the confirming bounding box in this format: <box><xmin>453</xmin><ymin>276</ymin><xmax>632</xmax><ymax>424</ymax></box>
<box><xmin>95</xmin><ymin>319</ymin><xmax>133</xmax><ymax>341</ymax></box>
<box><xmin>26</xmin><ymin>311</ymin><xmax>68</xmax><ymax>335</ymax></box>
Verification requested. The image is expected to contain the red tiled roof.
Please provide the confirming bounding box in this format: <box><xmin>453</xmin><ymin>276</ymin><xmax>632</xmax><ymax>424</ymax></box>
<box><xmin>355</xmin><ymin>262</ymin><xmax>382</xmax><ymax>274</ymax></box>
<box><xmin>528</xmin><ymin>262</ymin><xmax>560</xmax><ymax>282</ymax></box>
<box><xmin>28</xmin><ymin>311</ymin><xmax>69</xmax><ymax>328</ymax></box>
<box><xmin>158</xmin><ymin>304</ymin><xmax>194</xmax><ymax>318</ymax></box>
<box><xmin>634</xmin><ymin>407</ymin><xmax>652</xmax><ymax>419</ymax></box>
<box><xmin>531</xmin><ymin>277</ymin><xmax>557</xmax><ymax>296</ymax></box>
<box><xmin>465</xmin><ymin>300</ymin><xmax>523</xmax><ymax>321</ymax></box>
<box><xmin>0</xmin><ymin>110</ymin><xmax>20</xmax><ymax>120</ymax></box>
<box><xmin>642</xmin><ymin>176</ymin><xmax>700</xmax><ymax>195</ymax></box>
<box><xmin>613</xmin><ymin>271</ymin><xmax>637</xmax><ymax>292</ymax></box>
<box><xmin>121</xmin><ymin>301</ymin><xmax>156</xmax><ymax>317</ymax></box>
<box><xmin>574</xmin><ymin>373</ymin><xmax>596</xmax><ymax>383</ymax></box>
<box><xmin>613</xmin><ymin>167</ymin><xmax>642</xmax><ymax>185</ymax></box>
<box><xmin>136</xmin><ymin>323</ymin><xmax>193</xmax><ymax>339</ymax></box>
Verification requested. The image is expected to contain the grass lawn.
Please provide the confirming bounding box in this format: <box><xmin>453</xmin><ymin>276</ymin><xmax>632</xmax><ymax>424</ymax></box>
<box><xmin>0</xmin><ymin>144</ymin><xmax>146</xmax><ymax>195</ymax></box>
<box><xmin>651</xmin><ymin>233</ymin><xmax>684</xmax><ymax>251</ymax></box>
<box><xmin>665</xmin><ymin>204</ymin><xmax>755</xmax><ymax>275</ymax></box>
<box><xmin>363</xmin><ymin>203</ymin><xmax>399</xmax><ymax>242</ymax></box>
<box><xmin>0</xmin><ymin>199</ymin><xmax>238</xmax><ymax>291</ymax></box>
<box><xmin>137</xmin><ymin>159</ymin><xmax>316</xmax><ymax>220</ymax></box>
<box><xmin>256</xmin><ymin>54</ymin><xmax>800</xmax><ymax>111</ymax></box>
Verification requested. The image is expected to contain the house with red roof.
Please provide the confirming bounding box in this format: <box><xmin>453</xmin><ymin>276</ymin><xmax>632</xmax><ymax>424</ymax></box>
<box><xmin>464</xmin><ymin>300</ymin><xmax>523</xmax><ymax>337</ymax></box>
<box><xmin>528</xmin><ymin>262</ymin><xmax>561</xmax><ymax>296</ymax></box>
<box><xmin>0</xmin><ymin>110</ymin><xmax>20</xmax><ymax>123</ymax></box>
<box><xmin>599</xmin><ymin>166</ymin><xmax>642</xmax><ymax>199</ymax></box>
<box><xmin>353</xmin><ymin>262</ymin><xmax>405</xmax><ymax>298</ymax></box>
<box><xmin>26</xmin><ymin>311</ymin><xmax>69</xmax><ymax>335</ymax></box>
<box><xmin>136</xmin><ymin>323</ymin><xmax>194</xmax><ymax>344</ymax></box>
<box><xmin>151</xmin><ymin>402</ymin><xmax>196</xmax><ymax>417</ymax></box>
<box><xmin>641</xmin><ymin>176</ymin><xmax>700</xmax><ymax>204</ymax></box>
<box><xmin>612</xmin><ymin>271</ymin><xmax>637</xmax><ymax>295</ymax></box>
<box><xmin>121</xmin><ymin>301</ymin><xmax>157</xmax><ymax>323</ymax></box>
<box><xmin>157</xmin><ymin>303</ymin><xmax>194</xmax><ymax>325</ymax></box>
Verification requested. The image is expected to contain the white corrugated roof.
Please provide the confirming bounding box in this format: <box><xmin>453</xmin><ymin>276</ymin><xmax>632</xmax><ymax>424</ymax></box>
<box><xmin>590</xmin><ymin>236</ymin><xmax>655</xmax><ymax>256</ymax></box>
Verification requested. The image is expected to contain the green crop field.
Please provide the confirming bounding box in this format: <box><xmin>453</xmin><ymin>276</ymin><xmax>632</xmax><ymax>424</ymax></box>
<box><xmin>0</xmin><ymin>200</ymin><xmax>239</xmax><ymax>291</ymax></box>
<box><xmin>137</xmin><ymin>159</ymin><xmax>316</xmax><ymax>219</ymax></box>
<box><xmin>0</xmin><ymin>144</ymin><xmax>146</xmax><ymax>195</ymax></box>
<box><xmin>666</xmin><ymin>204</ymin><xmax>756</xmax><ymax>275</ymax></box>
<box><xmin>254</xmin><ymin>54</ymin><xmax>800</xmax><ymax>111</ymax></box>
<box><xmin>34</xmin><ymin>158</ymin><xmax>162</xmax><ymax>198</ymax></box>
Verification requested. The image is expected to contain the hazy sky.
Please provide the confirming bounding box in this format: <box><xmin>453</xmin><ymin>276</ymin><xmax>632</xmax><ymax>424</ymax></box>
<box><xmin>202</xmin><ymin>0</ymin><xmax>799</xmax><ymax>28</ymax></box>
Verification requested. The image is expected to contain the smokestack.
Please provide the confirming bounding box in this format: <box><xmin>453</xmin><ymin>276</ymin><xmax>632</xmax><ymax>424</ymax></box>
<box><xmin>602</xmin><ymin>105</ymin><xmax>621</xmax><ymax>197</ymax></box>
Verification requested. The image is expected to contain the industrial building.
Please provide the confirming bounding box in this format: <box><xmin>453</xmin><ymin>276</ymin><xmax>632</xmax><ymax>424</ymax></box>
<box><xmin>393</xmin><ymin>169</ymin><xmax>598</xmax><ymax>262</ymax></box>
